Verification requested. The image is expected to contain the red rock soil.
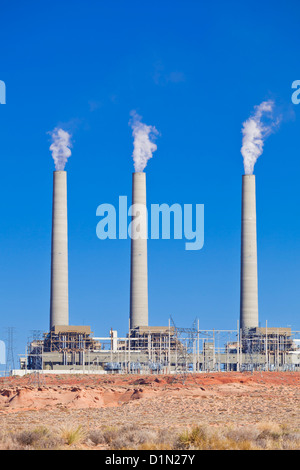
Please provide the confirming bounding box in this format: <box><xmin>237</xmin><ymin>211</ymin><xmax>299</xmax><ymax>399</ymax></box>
<box><xmin>0</xmin><ymin>372</ymin><xmax>298</xmax><ymax>433</ymax></box>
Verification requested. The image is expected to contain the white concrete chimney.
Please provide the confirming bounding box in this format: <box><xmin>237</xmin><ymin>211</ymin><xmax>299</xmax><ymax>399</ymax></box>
<box><xmin>50</xmin><ymin>170</ymin><xmax>69</xmax><ymax>329</ymax></box>
<box><xmin>130</xmin><ymin>172</ymin><xmax>148</xmax><ymax>329</ymax></box>
<box><xmin>240</xmin><ymin>174</ymin><xmax>259</xmax><ymax>330</ymax></box>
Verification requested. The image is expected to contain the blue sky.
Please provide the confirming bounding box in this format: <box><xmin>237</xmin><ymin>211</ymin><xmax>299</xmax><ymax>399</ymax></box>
<box><xmin>0</xmin><ymin>0</ymin><xmax>299</xmax><ymax>364</ymax></box>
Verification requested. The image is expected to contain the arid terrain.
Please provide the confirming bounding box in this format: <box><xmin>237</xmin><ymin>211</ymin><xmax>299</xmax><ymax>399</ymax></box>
<box><xmin>0</xmin><ymin>371</ymin><xmax>299</xmax><ymax>450</ymax></box>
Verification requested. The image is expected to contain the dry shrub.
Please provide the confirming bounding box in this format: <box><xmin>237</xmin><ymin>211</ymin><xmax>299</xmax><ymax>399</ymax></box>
<box><xmin>2</xmin><ymin>421</ymin><xmax>298</xmax><ymax>451</ymax></box>
<box><xmin>0</xmin><ymin>432</ymin><xmax>22</xmax><ymax>450</ymax></box>
<box><xmin>178</xmin><ymin>425</ymin><xmax>256</xmax><ymax>450</ymax></box>
<box><xmin>88</xmin><ymin>429</ymin><xmax>105</xmax><ymax>446</ymax></box>
<box><xmin>15</xmin><ymin>426</ymin><xmax>62</xmax><ymax>449</ymax></box>
<box><xmin>155</xmin><ymin>427</ymin><xmax>178</xmax><ymax>448</ymax></box>
<box><xmin>257</xmin><ymin>421</ymin><xmax>282</xmax><ymax>436</ymax></box>
<box><xmin>176</xmin><ymin>423</ymin><xmax>300</xmax><ymax>451</ymax></box>
<box><xmin>102</xmin><ymin>426</ymin><xmax>119</xmax><ymax>444</ymax></box>
<box><xmin>60</xmin><ymin>425</ymin><xmax>86</xmax><ymax>446</ymax></box>
<box><xmin>225</xmin><ymin>426</ymin><xmax>260</xmax><ymax>444</ymax></box>
<box><xmin>99</xmin><ymin>424</ymin><xmax>178</xmax><ymax>450</ymax></box>
<box><xmin>255</xmin><ymin>422</ymin><xmax>300</xmax><ymax>450</ymax></box>
<box><xmin>177</xmin><ymin>425</ymin><xmax>211</xmax><ymax>449</ymax></box>
<box><xmin>106</xmin><ymin>425</ymin><xmax>158</xmax><ymax>450</ymax></box>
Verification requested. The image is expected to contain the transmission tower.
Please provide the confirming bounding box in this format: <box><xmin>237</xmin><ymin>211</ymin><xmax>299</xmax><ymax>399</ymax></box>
<box><xmin>5</xmin><ymin>327</ymin><xmax>16</xmax><ymax>376</ymax></box>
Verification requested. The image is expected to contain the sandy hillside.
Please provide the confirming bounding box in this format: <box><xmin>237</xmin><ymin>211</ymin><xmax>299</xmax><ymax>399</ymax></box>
<box><xmin>0</xmin><ymin>371</ymin><xmax>298</xmax><ymax>438</ymax></box>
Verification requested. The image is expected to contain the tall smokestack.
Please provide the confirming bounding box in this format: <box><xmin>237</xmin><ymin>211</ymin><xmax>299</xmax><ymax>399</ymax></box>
<box><xmin>240</xmin><ymin>174</ymin><xmax>259</xmax><ymax>330</ymax></box>
<box><xmin>50</xmin><ymin>170</ymin><xmax>69</xmax><ymax>329</ymax></box>
<box><xmin>239</xmin><ymin>100</ymin><xmax>280</xmax><ymax>331</ymax></box>
<box><xmin>130</xmin><ymin>172</ymin><xmax>148</xmax><ymax>329</ymax></box>
<box><xmin>128</xmin><ymin>111</ymin><xmax>158</xmax><ymax>330</ymax></box>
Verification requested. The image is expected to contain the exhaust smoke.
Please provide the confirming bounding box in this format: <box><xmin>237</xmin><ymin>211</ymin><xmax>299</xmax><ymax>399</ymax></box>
<box><xmin>241</xmin><ymin>100</ymin><xmax>280</xmax><ymax>175</ymax></box>
<box><xmin>129</xmin><ymin>111</ymin><xmax>159</xmax><ymax>172</ymax></box>
<box><xmin>49</xmin><ymin>127</ymin><xmax>72</xmax><ymax>171</ymax></box>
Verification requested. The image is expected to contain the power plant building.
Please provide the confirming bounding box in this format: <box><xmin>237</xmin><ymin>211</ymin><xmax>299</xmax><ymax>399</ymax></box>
<box><xmin>16</xmin><ymin>170</ymin><xmax>300</xmax><ymax>375</ymax></box>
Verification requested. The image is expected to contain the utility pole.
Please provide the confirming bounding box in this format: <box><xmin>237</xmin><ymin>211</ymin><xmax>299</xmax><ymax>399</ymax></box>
<box><xmin>5</xmin><ymin>327</ymin><xmax>16</xmax><ymax>376</ymax></box>
<box><xmin>265</xmin><ymin>320</ymin><xmax>268</xmax><ymax>371</ymax></box>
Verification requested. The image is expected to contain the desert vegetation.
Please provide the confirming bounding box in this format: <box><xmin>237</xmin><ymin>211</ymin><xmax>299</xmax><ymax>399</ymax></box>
<box><xmin>0</xmin><ymin>422</ymin><xmax>298</xmax><ymax>450</ymax></box>
<box><xmin>0</xmin><ymin>372</ymin><xmax>298</xmax><ymax>450</ymax></box>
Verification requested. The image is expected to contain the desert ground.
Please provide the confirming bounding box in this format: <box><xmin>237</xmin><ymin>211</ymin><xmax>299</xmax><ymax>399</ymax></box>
<box><xmin>0</xmin><ymin>371</ymin><xmax>299</xmax><ymax>450</ymax></box>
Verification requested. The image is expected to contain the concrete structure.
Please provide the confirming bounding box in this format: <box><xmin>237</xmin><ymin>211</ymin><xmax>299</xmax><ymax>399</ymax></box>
<box><xmin>17</xmin><ymin>169</ymin><xmax>300</xmax><ymax>376</ymax></box>
<box><xmin>21</xmin><ymin>325</ymin><xmax>300</xmax><ymax>374</ymax></box>
<box><xmin>240</xmin><ymin>175</ymin><xmax>259</xmax><ymax>330</ymax></box>
<box><xmin>130</xmin><ymin>172</ymin><xmax>148</xmax><ymax>329</ymax></box>
<box><xmin>50</xmin><ymin>171</ymin><xmax>69</xmax><ymax>329</ymax></box>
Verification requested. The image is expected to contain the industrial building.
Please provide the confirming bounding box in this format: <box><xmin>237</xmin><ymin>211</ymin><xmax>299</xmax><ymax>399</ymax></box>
<box><xmin>15</xmin><ymin>170</ymin><xmax>300</xmax><ymax>375</ymax></box>
<box><xmin>22</xmin><ymin>323</ymin><xmax>300</xmax><ymax>374</ymax></box>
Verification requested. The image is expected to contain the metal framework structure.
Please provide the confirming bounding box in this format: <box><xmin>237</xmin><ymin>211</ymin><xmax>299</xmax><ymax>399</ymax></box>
<box><xmin>18</xmin><ymin>319</ymin><xmax>300</xmax><ymax>375</ymax></box>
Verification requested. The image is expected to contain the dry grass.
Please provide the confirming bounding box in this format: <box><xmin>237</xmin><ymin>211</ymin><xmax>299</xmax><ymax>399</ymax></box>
<box><xmin>0</xmin><ymin>421</ymin><xmax>297</xmax><ymax>450</ymax></box>
<box><xmin>87</xmin><ymin>429</ymin><xmax>105</xmax><ymax>446</ymax></box>
<box><xmin>60</xmin><ymin>425</ymin><xmax>86</xmax><ymax>446</ymax></box>
<box><xmin>5</xmin><ymin>426</ymin><xmax>63</xmax><ymax>450</ymax></box>
<box><xmin>0</xmin><ymin>371</ymin><xmax>298</xmax><ymax>450</ymax></box>
<box><xmin>175</xmin><ymin>422</ymin><xmax>300</xmax><ymax>450</ymax></box>
<box><xmin>103</xmin><ymin>425</ymin><xmax>172</xmax><ymax>450</ymax></box>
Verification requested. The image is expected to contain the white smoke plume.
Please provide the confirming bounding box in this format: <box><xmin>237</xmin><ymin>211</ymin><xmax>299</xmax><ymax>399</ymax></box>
<box><xmin>49</xmin><ymin>127</ymin><xmax>72</xmax><ymax>170</ymax></box>
<box><xmin>241</xmin><ymin>100</ymin><xmax>280</xmax><ymax>175</ymax></box>
<box><xmin>129</xmin><ymin>111</ymin><xmax>159</xmax><ymax>172</ymax></box>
